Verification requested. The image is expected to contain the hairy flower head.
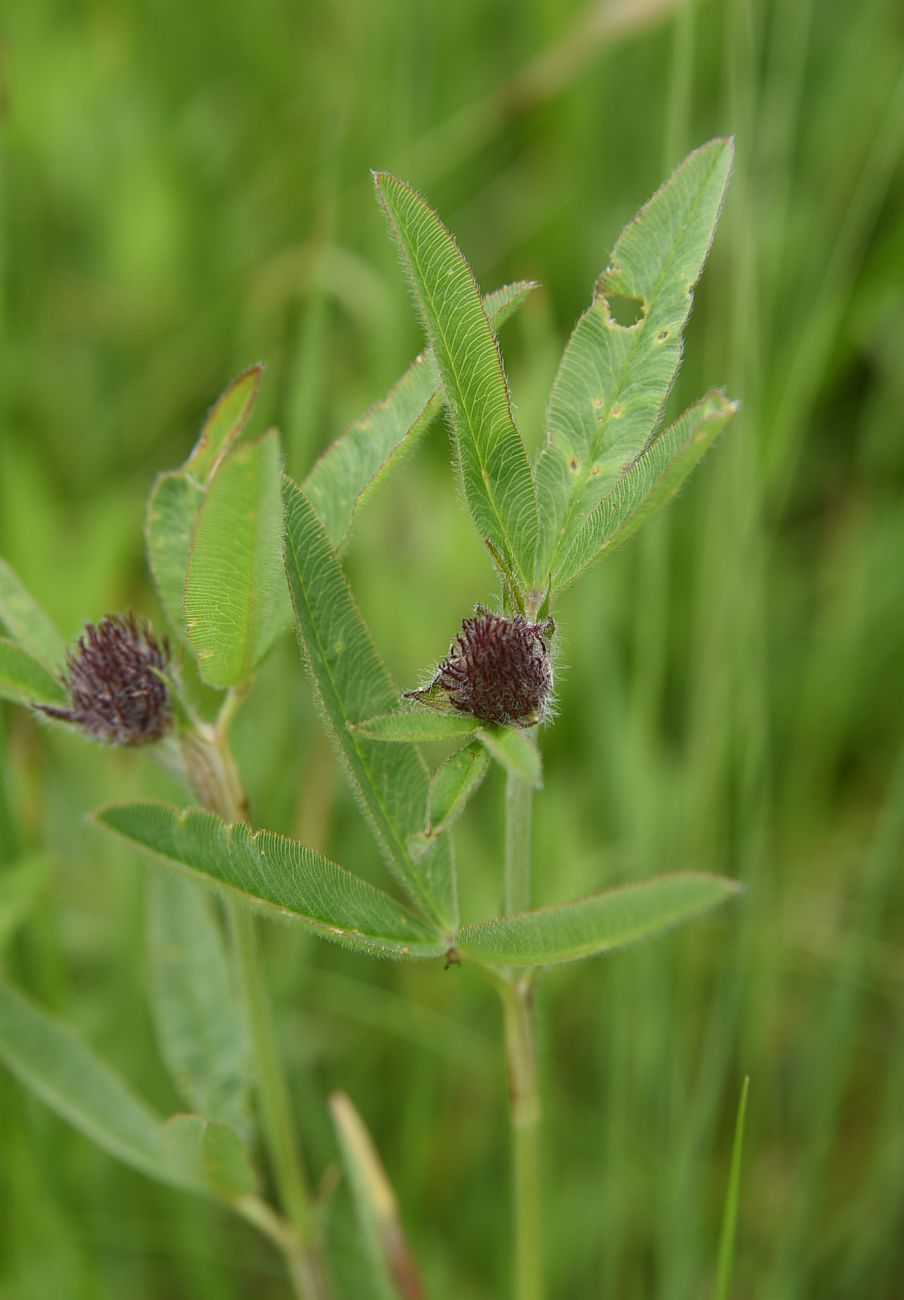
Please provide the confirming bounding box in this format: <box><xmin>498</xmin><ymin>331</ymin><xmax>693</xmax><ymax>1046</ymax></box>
<box><xmin>406</xmin><ymin>609</ymin><xmax>554</xmax><ymax>727</ymax></box>
<box><xmin>37</xmin><ymin>614</ymin><xmax>172</xmax><ymax>746</ymax></box>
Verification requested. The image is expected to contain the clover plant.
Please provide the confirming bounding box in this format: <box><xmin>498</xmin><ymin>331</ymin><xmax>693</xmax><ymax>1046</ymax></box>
<box><xmin>0</xmin><ymin>138</ymin><xmax>739</xmax><ymax>1300</ymax></box>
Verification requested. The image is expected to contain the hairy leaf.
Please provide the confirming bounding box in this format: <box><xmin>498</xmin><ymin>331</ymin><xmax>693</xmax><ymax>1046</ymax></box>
<box><xmin>535</xmin><ymin>139</ymin><xmax>734</xmax><ymax>583</ymax></box>
<box><xmin>457</xmin><ymin>872</ymin><xmax>740</xmax><ymax>966</ymax></box>
<box><xmin>185</xmin><ymin>364</ymin><xmax>264</xmax><ymax>482</ymax></box>
<box><xmin>148</xmin><ymin>874</ymin><xmax>252</xmax><ymax>1135</ymax></box>
<box><xmin>0</xmin><ymin>980</ymin><xmax>182</xmax><ymax>1185</ymax></box>
<box><xmin>477</xmin><ymin>726</ymin><xmax>542</xmax><ymax>787</ymax></box>
<box><xmin>554</xmin><ymin>391</ymin><xmax>738</xmax><ymax>590</ymax></box>
<box><xmin>146</xmin><ymin>366</ymin><xmax>264</xmax><ymax>647</ymax></box>
<box><xmin>0</xmin><ymin>638</ymin><xmax>67</xmax><ymax>707</ymax></box>
<box><xmin>374</xmin><ymin>173</ymin><xmax>539</xmax><ymax>588</ymax></box>
<box><xmin>427</xmin><ymin>740</ymin><xmax>490</xmax><ymax>834</ymax></box>
<box><xmin>0</xmin><ymin>557</ymin><xmax>65</xmax><ymax>669</ymax></box>
<box><xmin>305</xmin><ymin>282</ymin><xmax>537</xmax><ymax>550</ymax></box>
<box><xmin>185</xmin><ymin>431</ymin><xmax>290</xmax><ymax>687</ymax></box>
<box><xmin>98</xmin><ymin>801</ymin><xmax>446</xmax><ymax>960</ymax></box>
<box><xmin>146</xmin><ymin>472</ymin><xmax>204</xmax><ymax>647</ymax></box>
<box><xmin>282</xmin><ymin>476</ymin><xmax>458</xmax><ymax>930</ymax></box>
<box><xmin>350</xmin><ymin>712</ymin><xmax>478</xmax><ymax>743</ymax></box>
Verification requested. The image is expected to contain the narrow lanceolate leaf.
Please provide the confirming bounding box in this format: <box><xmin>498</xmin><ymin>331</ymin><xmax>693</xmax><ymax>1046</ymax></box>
<box><xmin>148</xmin><ymin>874</ymin><xmax>252</xmax><ymax>1136</ymax></box>
<box><xmin>0</xmin><ymin>980</ymin><xmax>182</xmax><ymax>1186</ymax></box>
<box><xmin>283</xmin><ymin>476</ymin><xmax>458</xmax><ymax>930</ymax></box>
<box><xmin>185</xmin><ymin>432</ymin><xmax>290</xmax><ymax>687</ymax></box>
<box><xmin>146</xmin><ymin>472</ymin><xmax>204</xmax><ymax>647</ymax></box>
<box><xmin>374</xmin><ymin>173</ymin><xmax>539</xmax><ymax>588</ymax></box>
<box><xmin>185</xmin><ymin>364</ymin><xmax>264</xmax><ymax>482</ymax></box>
<box><xmin>161</xmin><ymin>1114</ymin><xmax>258</xmax><ymax>1202</ymax></box>
<box><xmin>0</xmin><ymin>557</ymin><xmax>64</xmax><ymax>669</ymax></box>
<box><xmin>330</xmin><ymin>1092</ymin><xmax>427</xmax><ymax>1300</ymax></box>
<box><xmin>554</xmin><ymin>391</ymin><xmax>738</xmax><ymax>591</ymax></box>
<box><xmin>304</xmin><ymin>282</ymin><xmax>537</xmax><ymax>550</ymax></box>
<box><xmin>0</xmin><ymin>639</ymin><xmax>67</xmax><ymax>707</ymax></box>
<box><xmin>535</xmin><ymin>139</ymin><xmax>734</xmax><ymax>584</ymax></box>
<box><xmin>428</xmin><ymin>741</ymin><xmax>490</xmax><ymax>834</ymax></box>
<box><xmin>457</xmin><ymin>872</ymin><xmax>740</xmax><ymax>967</ymax></box>
<box><xmin>350</xmin><ymin>712</ymin><xmax>478</xmax><ymax>743</ymax></box>
<box><xmin>477</xmin><ymin>726</ymin><xmax>542</xmax><ymax>788</ymax></box>
<box><xmin>98</xmin><ymin>801</ymin><xmax>446</xmax><ymax>961</ymax></box>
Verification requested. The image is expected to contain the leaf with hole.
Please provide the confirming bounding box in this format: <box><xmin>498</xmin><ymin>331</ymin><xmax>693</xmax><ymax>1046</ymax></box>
<box><xmin>535</xmin><ymin>138</ymin><xmax>734</xmax><ymax>585</ymax></box>
<box><xmin>304</xmin><ymin>282</ymin><xmax>537</xmax><ymax>550</ymax></box>
<box><xmin>98</xmin><ymin>801</ymin><xmax>447</xmax><ymax>960</ymax></box>
<box><xmin>282</xmin><ymin>476</ymin><xmax>458</xmax><ymax>930</ymax></box>
<box><xmin>148</xmin><ymin>873</ymin><xmax>252</xmax><ymax>1136</ymax></box>
<box><xmin>184</xmin><ymin>431</ymin><xmax>290</xmax><ymax>688</ymax></box>
<box><xmin>0</xmin><ymin>557</ymin><xmax>65</xmax><ymax>669</ymax></box>
<box><xmin>374</xmin><ymin>173</ymin><xmax>539</xmax><ymax>588</ymax></box>
<box><xmin>0</xmin><ymin>979</ymin><xmax>183</xmax><ymax>1186</ymax></box>
<box><xmin>457</xmin><ymin>872</ymin><xmax>740</xmax><ymax>966</ymax></box>
<box><xmin>554</xmin><ymin>390</ymin><xmax>738</xmax><ymax>590</ymax></box>
<box><xmin>0</xmin><ymin>639</ymin><xmax>67</xmax><ymax>708</ymax></box>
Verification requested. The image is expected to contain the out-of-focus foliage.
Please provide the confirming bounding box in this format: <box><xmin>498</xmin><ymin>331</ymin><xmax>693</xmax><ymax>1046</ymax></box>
<box><xmin>1</xmin><ymin>1</ymin><xmax>903</xmax><ymax>1297</ymax></box>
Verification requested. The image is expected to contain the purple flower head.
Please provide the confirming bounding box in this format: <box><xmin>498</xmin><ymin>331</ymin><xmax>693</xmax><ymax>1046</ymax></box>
<box><xmin>37</xmin><ymin>614</ymin><xmax>172</xmax><ymax>746</ymax></box>
<box><xmin>406</xmin><ymin>609</ymin><xmax>554</xmax><ymax>727</ymax></box>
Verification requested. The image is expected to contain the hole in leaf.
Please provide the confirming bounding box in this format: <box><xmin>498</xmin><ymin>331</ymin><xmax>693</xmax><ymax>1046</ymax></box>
<box><xmin>605</xmin><ymin>293</ymin><xmax>645</xmax><ymax>328</ymax></box>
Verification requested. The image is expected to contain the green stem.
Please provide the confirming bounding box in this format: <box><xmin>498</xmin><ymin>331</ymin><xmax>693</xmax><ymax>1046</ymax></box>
<box><xmin>181</xmin><ymin>713</ymin><xmax>330</xmax><ymax>1300</ymax></box>
<box><xmin>500</xmin><ymin>771</ymin><xmax>542</xmax><ymax>1300</ymax></box>
<box><xmin>503</xmin><ymin>769</ymin><xmax>534</xmax><ymax>915</ymax></box>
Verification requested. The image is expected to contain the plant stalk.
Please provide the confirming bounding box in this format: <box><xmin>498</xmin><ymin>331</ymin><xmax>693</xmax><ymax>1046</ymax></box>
<box><xmin>181</xmin><ymin>713</ymin><xmax>331</xmax><ymax>1300</ymax></box>
<box><xmin>501</xmin><ymin>770</ymin><xmax>542</xmax><ymax>1300</ymax></box>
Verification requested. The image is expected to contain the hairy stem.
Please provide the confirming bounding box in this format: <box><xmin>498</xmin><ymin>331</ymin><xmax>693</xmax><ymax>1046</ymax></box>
<box><xmin>501</xmin><ymin>771</ymin><xmax>542</xmax><ymax>1300</ymax></box>
<box><xmin>182</xmin><ymin>711</ymin><xmax>330</xmax><ymax>1300</ymax></box>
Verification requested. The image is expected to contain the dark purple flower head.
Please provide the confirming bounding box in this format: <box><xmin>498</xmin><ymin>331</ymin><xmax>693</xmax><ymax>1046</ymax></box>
<box><xmin>406</xmin><ymin>609</ymin><xmax>554</xmax><ymax>727</ymax></box>
<box><xmin>37</xmin><ymin>614</ymin><xmax>172</xmax><ymax>746</ymax></box>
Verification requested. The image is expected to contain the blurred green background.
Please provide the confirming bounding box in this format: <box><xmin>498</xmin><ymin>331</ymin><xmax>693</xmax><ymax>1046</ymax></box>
<box><xmin>2</xmin><ymin>0</ymin><xmax>903</xmax><ymax>1296</ymax></box>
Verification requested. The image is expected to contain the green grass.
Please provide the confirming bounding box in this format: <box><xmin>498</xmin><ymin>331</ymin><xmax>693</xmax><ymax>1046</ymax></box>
<box><xmin>2</xmin><ymin>0</ymin><xmax>904</xmax><ymax>1296</ymax></box>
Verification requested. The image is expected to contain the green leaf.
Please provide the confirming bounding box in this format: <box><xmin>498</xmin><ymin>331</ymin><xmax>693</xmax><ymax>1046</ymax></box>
<box><xmin>554</xmin><ymin>391</ymin><xmax>738</xmax><ymax>591</ymax></box>
<box><xmin>330</xmin><ymin>1091</ymin><xmax>426</xmax><ymax>1300</ymax></box>
<box><xmin>97</xmin><ymin>801</ymin><xmax>447</xmax><ymax>960</ymax></box>
<box><xmin>0</xmin><ymin>853</ymin><xmax>49</xmax><ymax>951</ymax></box>
<box><xmin>0</xmin><ymin>979</ymin><xmax>181</xmax><ymax>1186</ymax></box>
<box><xmin>0</xmin><ymin>638</ymin><xmax>67</xmax><ymax>707</ymax></box>
<box><xmin>427</xmin><ymin>740</ymin><xmax>490</xmax><ymax>834</ymax></box>
<box><xmin>161</xmin><ymin>1114</ymin><xmax>258</xmax><ymax>1201</ymax></box>
<box><xmin>185</xmin><ymin>365</ymin><xmax>264</xmax><ymax>482</ymax></box>
<box><xmin>148</xmin><ymin>874</ymin><xmax>252</xmax><ymax>1135</ymax></box>
<box><xmin>146</xmin><ymin>472</ymin><xmax>204</xmax><ymax>647</ymax></box>
<box><xmin>184</xmin><ymin>431</ymin><xmax>290</xmax><ymax>687</ymax></box>
<box><xmin>304</xmin><ymin>282</ymin><xmax>537</xmax><ymax>550</ymax></box>
<box><xmin>145</xmin><ymin>366</ymin><xmax>264</xmax><ymax>647</ymax></box>
<box><xmin>457</xmin><ymin>872</ymin><xmax>740</xmax><ymax>967</ymax></box>
<box><xmin>374</xmin><ymin>173</ymin><xmax>539</xmax><ymax>588</ymax></box>
<box><xmin>0</xmin><ymin>557</ymin><xmax>65</xmax><ymax>669</ymax></box>
<box><xmin>282</xmin><ymin>476</ymin><xmax>458</xmax><ymax>930</ymax></box>
<box><xmin>477</xmin><ymin>726</ymin><xmax>542</xmax><ymax>787</ymax></box>
<box><xmin>716</xmin><ymin>1076</ymin><xmax>750</xmax><ymax>1300</ymax></box>
<box><xmin>350</xmin><ymin>712</ymin><xmax>478</xmax><ymax>743</ymax></box>
<box><xmin>535</xmin><ymin>139</ymin><xmax>734</xmax><ymax>584</ymax></box>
